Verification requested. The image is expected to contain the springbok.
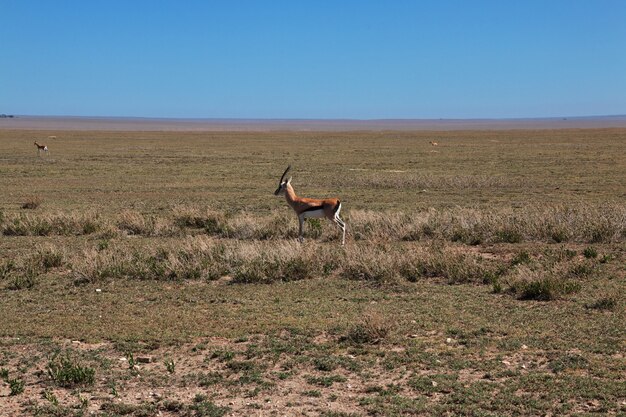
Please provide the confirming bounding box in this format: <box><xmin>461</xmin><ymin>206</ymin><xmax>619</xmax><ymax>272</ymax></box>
<box><xmin>274</xmin><ymin>165</ymin><xmax>346</xmax><ymax>245</ymax></box>
<box><xmin>34</xmin><ymin>141</ymin><xmax>49</xmax><ymax>156</ymax></box>
<box><xmin>430</xmin><ymin>141</ymin><xmax>438</xmax><ymax>146</ymax></box>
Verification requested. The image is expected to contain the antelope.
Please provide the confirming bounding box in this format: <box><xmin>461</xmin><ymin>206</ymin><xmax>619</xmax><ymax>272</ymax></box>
<box><xmin>274</xmin><ymin>165</ymin><xmax>346</xmax><ymax>245</ymax></box>
<box><xmin>34</xmin><ymin>141</ymin><xmax>49</xmax><ymax>156</ymax></box>
<box><xmin>430</xmin><ymin>141</ymin><xmax>438</xmax><ymax>146</ymax></box>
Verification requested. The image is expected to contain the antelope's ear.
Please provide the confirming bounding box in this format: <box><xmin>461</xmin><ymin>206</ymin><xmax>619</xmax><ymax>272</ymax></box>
<box><xmin>287</xmin><ymin>176</ymin><xmax>292</xmax><ymax>184</ymax></box>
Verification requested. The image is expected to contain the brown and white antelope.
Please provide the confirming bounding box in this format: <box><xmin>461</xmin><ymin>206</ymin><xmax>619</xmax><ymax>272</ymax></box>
<box><xmin>429</xmin><ymin>141</ymin><xmax>438</xmax><ymax>146</ymax></box>
<box><xmin>34</xmin><ymin>141</ymin><xmax>49</xmax><ymax>156</ymax></box>
<box><xmin>274</xmin><ymin>165</ymin><xmax>346</xmax><ymax>245</ymax></box>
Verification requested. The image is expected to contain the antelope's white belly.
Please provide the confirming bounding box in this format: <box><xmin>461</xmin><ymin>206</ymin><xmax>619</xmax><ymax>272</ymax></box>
<box><xmin>302</xmin><ymin>209</ymin><xmax>325</xmax><ymax>219</ymax></box>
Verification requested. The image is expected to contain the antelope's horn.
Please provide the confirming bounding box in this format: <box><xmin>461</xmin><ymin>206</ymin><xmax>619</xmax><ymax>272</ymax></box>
<box><xmin>279</xmin><ymin>165</ymin><xmax>291</xmax><ymax>183</ymax></box>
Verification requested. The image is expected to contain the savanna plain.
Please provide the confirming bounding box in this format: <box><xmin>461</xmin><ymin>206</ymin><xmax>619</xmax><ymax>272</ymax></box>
<box><xmin>0</xmin><ymin>128</ymin><xmax>624</xmax><ymax>416</ymax></box>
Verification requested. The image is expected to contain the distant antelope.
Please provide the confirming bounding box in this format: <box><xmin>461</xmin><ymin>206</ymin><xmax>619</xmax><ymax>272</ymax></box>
<box><xmin>34</xmin><ymin>141</ymin><xmax>49</xmax><ymax>156</ymax></box>
<box><xmin>430</xmin><ymin>141</ymin><xmax>438</xmax><ymax>146</ymax></box>
<box><xmin>274</xmin><ymin>165</ymin><xmax>346</xmax><ymax>245</ymax></box>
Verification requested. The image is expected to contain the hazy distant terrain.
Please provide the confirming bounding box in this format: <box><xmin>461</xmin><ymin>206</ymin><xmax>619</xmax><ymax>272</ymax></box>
<box><xmin>2</xmin><ymin>115</ymin><xmax>626</xmax><ymax>131</ymax></box>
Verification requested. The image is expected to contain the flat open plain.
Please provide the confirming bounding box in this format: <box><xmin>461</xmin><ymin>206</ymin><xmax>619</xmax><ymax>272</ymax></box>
<box><xmin>0</xmin><ymin>122</ymin><xmax>624</xmax><ymax>416</ymax></box>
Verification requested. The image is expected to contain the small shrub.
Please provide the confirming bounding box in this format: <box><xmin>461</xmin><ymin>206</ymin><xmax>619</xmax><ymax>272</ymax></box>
<box><xmin>568</xmin><ymin>262</ymin><xmax>595</xmax><ymax>278</ymax></box>
<box><xmin>164</xmin><ymin>358</ymin><xmax>175</xmax><ymax>374</ymax></box>
<box><xmin>210</xmin><ymin>349</ymin><xmax>235</xmax><ymax>362</ymax></box>
<box><xmin>450</xmin><ymin>226</ymin><xmax>483</xmax><ymax>245</ymax></box>
<box><xmin>304</xmin><ymin>389</ymin><xmax>322</xmax><ymax>397</ymax></box>
<box><xmin>550</xmin><ymin>228</ymin><xmax>570</xmax><ymax>243</ymax></box>
<box><xmin>587</xmin><ymin>223</ymin><xmax>614</xmax><ymax>243</ymax></box>
<box><xmin>313</xmin><ymin>357</ymin><xmax>338</xmax><ymax>372</ymax></box>
<box><xmin>226</xmin><ymin>360</ymin><xmax>257</xmax><ymax>373</ymax></box>
<box><xmin>564</xmin><ymin>249</ymin><xmax>577</xmax><ymax>259</ymax></box>
<box><xmin>9</xmin><ymin>378</ymin><xmax>25</xmax><ymax>395</ymax></box>
<box><xmin>496</xmin><ymin>228</ymin><xmax>523</xmax><ymax>244</ymax></box>
<box><xmin>322</xmin><ymin>260</ymin><xmax>339</xmax><ymax>276</ymax></box>
<box><xmin>190</xmin><ymin>397</ymin><xmax>229</xmax><ymax>417</ymax></box>
<box><xmin>491</xmin><ymin>278</ymin><xmax>503</xmax><ymax>294</ymax></box>
<box><xmin>517</xmin><ymin>278</ymin><xmax>581</xmax><ymax>301</ymax></box>
<box><xmin>203</xmin><ymin>216</ymin><xmax>230</xmax><ymax>236</ymax></box>
<box><xmin>282</xmin><ymin>257</ymin><xmax>315</xmax><ymax>281</ymax></box>
<box><xmin>163</xmin><ymin>400</ymin><xmax>184</xmax><ymax>412</ymax></box>
<box><xmin>78</xmin><ymin>395</ymin><xmax>89</xmax><ymax>409</ymax></box>
<box><xmin>126</xmin><ymin>352</ymin><xmax>136</xmax><ymax>370</ymax></box>
<box><xmin>583</xmin><ymin>246</ymin><xmax>598</xmax><ymax>259</ymax></box>
<box><xmin>511</xmin><ymin>251</ymin><xmax>531</xmax><ymax>266</ymax></box>
<box><xmin>43</xmin><ymin>390</ymin><xmax>59</xmax><ymax>405</ymax></box>
<box><xmin>37</xmin><ymin>246</ymin><xmax>64</xmax><ymax>270</ymax></box>
<box><xmin>599</xmin><ymin>254</ymin><xmax>613</xmax><ymax>264</ymax></box>
<box><xmin>47</xmin><ymin>354</ymin><xmax>95</xmax><ymax>387</ymax></box>
<box><xmin>97</xmin><ymin>239</ymin><xmax>110</xmax><ymax>251</ymax></box>
<box><xmin>7</xmin><ymin>266</ymin><xmax>38</xmax><ymax>290</ymax></box>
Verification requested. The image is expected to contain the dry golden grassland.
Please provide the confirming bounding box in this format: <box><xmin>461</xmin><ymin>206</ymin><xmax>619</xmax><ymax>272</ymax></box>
<box><xmin>0</xmin><ymin>128</ymin><xmax>624</xmax><ymax>416</ymax></box>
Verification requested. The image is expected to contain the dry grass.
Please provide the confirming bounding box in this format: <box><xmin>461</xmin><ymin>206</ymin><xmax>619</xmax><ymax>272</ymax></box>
<box><xmin>20</xmin><ymin>196</ymin><xmax>42</xmax><ymax>210</ymax></box>
<box><xmin>1</xmin><ymin>202</ymin><xmax>623</xmax><ymax>244</ymax></box>
<box><xmin>350</xmin><ymin>204</ymin><xmax>626</xmax><ymax>244</ymax></box>
<box><xmin>1</xmin><ymin>128</ymin><xmax>625</xmax><ymax>214</ymax></box>
<box><xmin>344</xmin><ymin>310</ymin><xmax>393</xmax><ymax>344</ymax></box>
<box><xmin>0</xmin><ymin>128</ymin><xmax>624</xmax><ymax>416</ymax></box>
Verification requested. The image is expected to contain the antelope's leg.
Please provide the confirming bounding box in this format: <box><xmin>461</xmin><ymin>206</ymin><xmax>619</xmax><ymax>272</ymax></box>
<box><xmin>298</xmin><ymin>214</ymin><xmax>304</xmax><ymax>242</ymax></box>
<box><xmin>334</xmin><ymin>216</ymin><xmax>346</xmax><ymax>245</ymax></box>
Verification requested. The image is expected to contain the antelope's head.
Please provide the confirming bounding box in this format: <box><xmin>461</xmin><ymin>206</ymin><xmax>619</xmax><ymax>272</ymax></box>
<box><xmin>274</xmin><ymin>165</ymin><xmax>292</xmax><ymax>195</ymax></box>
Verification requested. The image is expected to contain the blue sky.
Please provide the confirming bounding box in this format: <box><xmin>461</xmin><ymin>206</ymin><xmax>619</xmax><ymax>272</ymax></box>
<box><xmin>1</xmin><ymin>1</ymin><xmax>625</xmax><ymax>119</ymax></box>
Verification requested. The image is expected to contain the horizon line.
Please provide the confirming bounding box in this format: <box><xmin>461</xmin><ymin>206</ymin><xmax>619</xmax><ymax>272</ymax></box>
<box><xmin>3</xmin><ymin>114</ymin><xmax>626</xmax><ymax>132</ymax></box>
<box><xmin>4</xmin><ymin>113</ymin><xmax>626</xmax><ymax>121</ymax></box>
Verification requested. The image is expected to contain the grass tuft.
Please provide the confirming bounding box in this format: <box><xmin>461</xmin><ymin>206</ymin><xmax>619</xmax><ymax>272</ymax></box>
<box><xmin>344</xmin><ymin>311</ymin><xmax>392</xmax><ymax>345</ymax></box>
<box><xmin>8</xmin><ymin>378</ymin><xmax>25</xmax><ymax>396</ymax></box>
<box><xmin>47</xmin><ymin>354</ymin><xmax>96</xmax><ymax>387</ymax></box>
